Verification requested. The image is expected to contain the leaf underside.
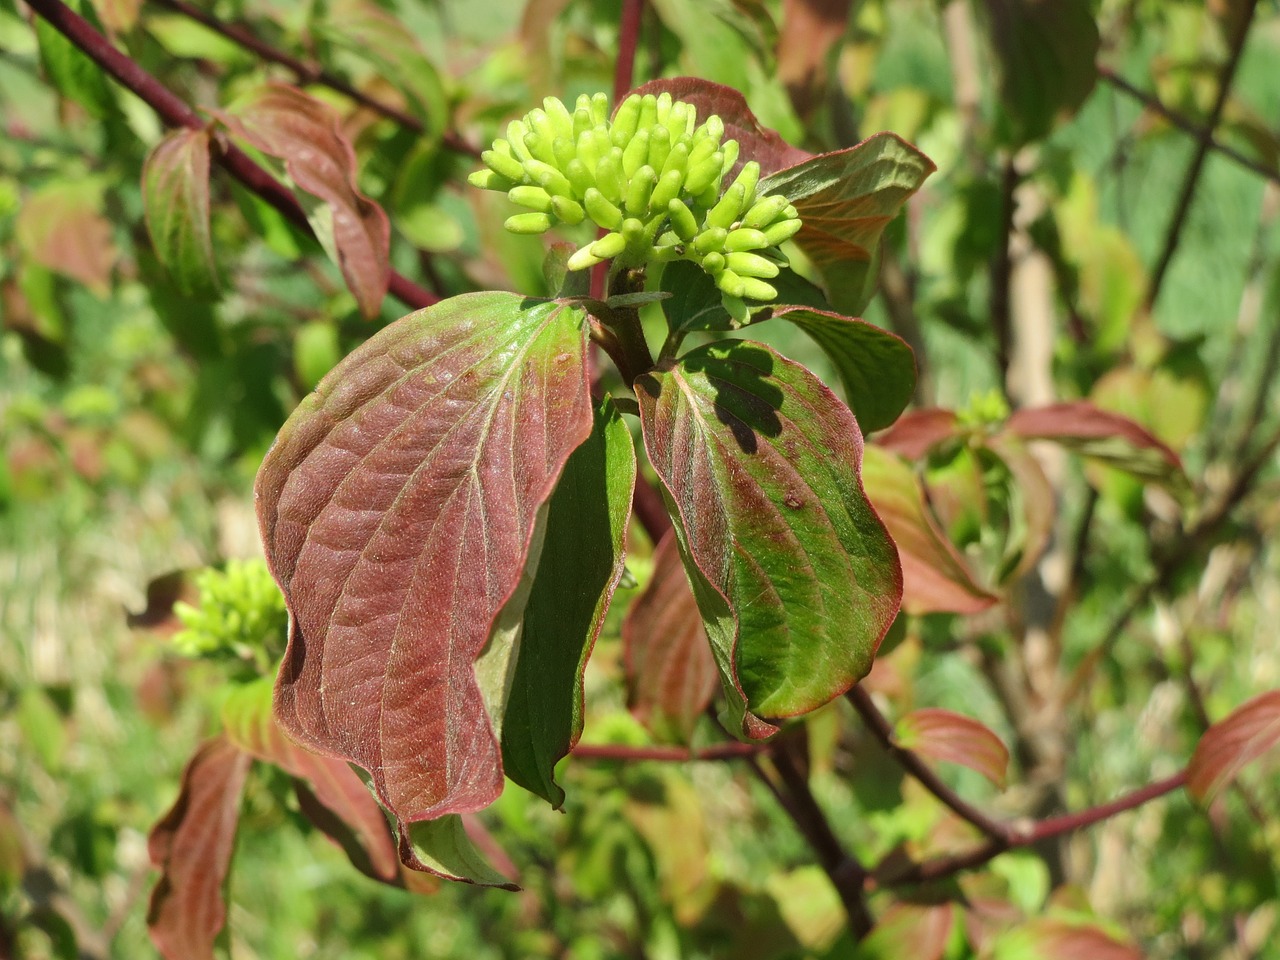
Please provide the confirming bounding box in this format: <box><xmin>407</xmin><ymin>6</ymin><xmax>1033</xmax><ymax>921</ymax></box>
<box><xmin>256</xmin><ymin>292</ymin><xmax>592</xmax><ymax>830</ymax></box>
<box><xmin>896</xmin><ymin>707</ymin><xmax>1011</xmax><ymax>789</ymax></box>
<box><xmin>637</xmin><ymin>339</ymin><xmax>902</xmax><ymax>737</ymax></box>
<box><xmin>1188</xmin><ymin>689</ymin><xmax>1280</xmax><ymax>803</ymax></box>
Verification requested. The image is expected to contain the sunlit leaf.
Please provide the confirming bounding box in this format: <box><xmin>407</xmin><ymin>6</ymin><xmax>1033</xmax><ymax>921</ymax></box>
<box><xmin>221</xmin><ymin>678</ymin><xmax>399</xmax><ymax>882</ymax></box>
<box><xmin>502</xmin><ymin>399</ymin><xmax>636</xmax><ymax>806</ymax></box>
<box><xmin>147</xmin><ymin>736</ymin><xmax>251</xmax><ymax>960</ymax></box>
<box><xmin>861</xmin><ymin>446</ymin><xmax>998</xmax><ymax>615</ymax></box>
<box><xmin>1188</xmin><ymin>690</ymin><xmax>1280</xmax><ymax>803</ymax></box>
<box><xmin>874</xmin><ymin>409</ymin><xmax>961</xmax><ymax>459</ymax></box>
<box><xmin>991</xmin><ymin>918</ymin><xmax>1142</xmax><ymax>960</ymax></box>
<box><xmin>624</xmin><ymin>532</ymin><xmax>719</xmax><ymax>744</ymax></box>
<box><xmin>637</xmin><ymin>340</ymin><xmax>901</xmax><ymax>736</ymax></box>
<box><xmin>754</xmin><ymin>306</ymin><xmax>916</xmax><ymax>432</ymax></box>
<box><xmin>143</xmin><ymin>127</ymin><xmax>218</xmax><ymax>296</ymax></box>
<box><xmin>760</xmin><ymin>133</ymin><xmax>936</xmax><ymax>315</ymax></box>
<box><xmin>218</xmin><ymin>83</ymin><xmax>390</xmax><ymax>317</ymax></box>
<box><xmin>857</xmin><ymin>902</ymin><xmax>955</xmax><ymax>960</ymax></box>
<box><xmin>896</xmin><ymin>708</ymin><xmax>1010</xmax><ymax>788</ymax></box>
<box><xmin>257</xmin><ymin>292</ymin><xmax>592</xmax><ymax>830</ymax></box>
<box><xmin>399</xmin><ymin>816</ymin><xmax>518</xmax><ymax>890</ymax></box>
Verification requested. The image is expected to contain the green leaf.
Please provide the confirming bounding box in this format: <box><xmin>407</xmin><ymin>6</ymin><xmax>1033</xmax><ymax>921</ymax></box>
<box><xmin>759</xmin><ymin>133</ymin><xmax>935</xmax><ymax>315</ymax></box>
<box><xmin>502</xmin><ymin>398</ymin><xmax>636</xmax><ymax>807</ymax></box>
<box><xmin>399</xmin><ymin>817</ymin><xmax>518</xmax><ymax>890</ymax></box>
<box><xmin>753</xmin><ymin>306</ymin><xmax>915</xmax><ymax>432</ymax></box>
<box><xmin>256</xmin><ymin>292</ymin><xmax>593</xmax><ymax>828</ymax></box>
<box><xmin>34</xmin><ymin>0</ymin><xmax>114</xmax><ymax>118</ymax></box>
<box><xmin>661</xmin><ymin>259</ymin><xmax>733</xmax><ymax>332</ymax></box>
<box><xmin>636</xmin><ymin>340</ymin><xmax>901</xmax><ymax>735</ymax></box>
<box><xmin>143</xmin><ymin>128</ymin><xmax>218</xmax><ymax>296</ymax></box>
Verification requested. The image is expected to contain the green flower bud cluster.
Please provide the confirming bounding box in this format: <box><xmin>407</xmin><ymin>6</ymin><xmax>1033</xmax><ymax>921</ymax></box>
<box><xmin>468</xmin><ymin>92</ymin><xmax>803</xmax><ymax>302</ymax></box>
<box><xmin>172</xmin><ymin>559</ymin><xmax>287</xmax><ymax>665</ymax></box>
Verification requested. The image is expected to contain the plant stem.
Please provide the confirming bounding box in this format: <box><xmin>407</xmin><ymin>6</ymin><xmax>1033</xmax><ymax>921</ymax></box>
<box><xmin>614</xmin><ymin>0</ymin><xmax>646</xmax><ymax>104</ymax></box>
<box><xmin>25</xmin><ymin>0</ymin><xmax>439</xmax><ymax>312</ymax></box>
<box><xmin>571</xmin><ymin>741</ymin><xmax>766</xmax><ymax>762</ymax></box>
<box><xmin>989</xmin><ymin>156</ymin><xmax>1019</xmax><ymax>391</ymax></box>
<box><xmin>1144</xmin><ymin>0</ymin><xmax>1260</xmax><ymax>312</ymax></box>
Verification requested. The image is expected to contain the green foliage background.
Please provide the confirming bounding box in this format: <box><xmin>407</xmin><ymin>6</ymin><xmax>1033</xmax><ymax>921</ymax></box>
<box><xmin>1</xmin><ymin>0</ymin><xmax>1279</xmax><ymax>957</ymax></box>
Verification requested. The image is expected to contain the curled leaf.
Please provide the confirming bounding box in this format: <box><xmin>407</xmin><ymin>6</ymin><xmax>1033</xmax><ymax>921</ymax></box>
<box><xmin>1188</xmin><ymin>690</ymin><xmax>1280</xmax><ymax>803</ymax></box>
<box><xmin>1005</xmin><ymin>401</ymin><xmax>1182</xmax><ymax>482</ymax></box>
<box><xmin>896</xmin><ymin>708</ymin><xmax>1010</xmax><ymax>788</ymax></box>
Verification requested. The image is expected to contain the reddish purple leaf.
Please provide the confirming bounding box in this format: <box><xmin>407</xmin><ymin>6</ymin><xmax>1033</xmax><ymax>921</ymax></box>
<box><xmin>142</xmin><ymin>127</ymin><xmax>217</xmax><ymax>295</ymax></box>
<box><xmin>896</xmin><ymin>708</ymin><xmax>1010</xmax><ymax>788</ymax></box>
<box><xmin>628</xmin><ymin>77</ymin><xmax>811</xmax><ymax>176</ymax></box>
<box><xmin>1188</xmin><ymin>690</ymin><xmax>1280</xmax><ymax>803</ymax></box>
<box><xmin>624</xmin><ymin>532</ymin><xmax>719</xmax><ymax>744</ymax></box>
<box><xmin>995</xmin><ymin>918</ymin><xmax>1143</xmax><ymax>960</ymax></box>
<box><xmin>218</xmin><ymin>83</ymin><xmax>390</xmax><ymax>318</ymax></box>
<box><xmin>256</xmin><ymin>292</ymin><xmax>592</xmax><ymax>829</ymax></box>
<box><xmin>147</xmin><ymin>736</ymin><xmax>252</xmax><ymax>960</ymax></box>
<box><xmin>861</xmin><ymin>445</ymin><xmax>998</xmax><ymax>615</ymax></box>
<box><xmin>875</xmin><ymin>409</ymin><xmax>961</xmax><ymax>460</ymax></box>
<box><xmin>222</xmin><ymin>679</ymin><xmax>398</xmax><ymax>881</ymax></box>
<box><xmin>858</xmin><ymin>902</ymin><xmax>954</xmax><ymax>960</ymax></box>
<box><xmin>1005</xmin><ymin>401</ymin><xmax>1182</xmax><ymax>481</ymax></box>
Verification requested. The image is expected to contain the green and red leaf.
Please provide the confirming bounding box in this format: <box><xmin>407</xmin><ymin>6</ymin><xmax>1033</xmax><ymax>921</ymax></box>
<box><xmin>256</xmin><ymin>292</ymin><xmax>593</xmax><ymax>831</ymax></box>
<box><xmin>896</xmin><ymin>708</ymin><xmax>1010</xmax><ymax>788</ymax></box>
<box><xmin>857</xmin><ymin>902</ymin><xmax>955</xmax><ymax>960</ymax></box>
<box><xmin>147</xmin><ymin>736</ymin><xmax>251</xmax><ymax>960</ymax></box>
<box><xmin>636</xmin><ymin>340</ymin><xmax>901</xmax><ymax>737</ymax></box>
<box><xmin>501</xmin><ymin>399</ymin><xmax>636</xmax><ymax>806</ymax></box>
<box><xmin>1005</xmin><ymin>401</ymin><xmax>1182</xmax><ymax>482</ymax></box>
<box><xmin>1188</xmin><ymin>689</ymin><xmax>1280</xmax><ymax>803</ymax></box>
<box><xmin>218</xmin><ymin>83</ymin><xmax>390</xmax><ymax>317</ymax></box>
<box><xmin>624</xmin><ymin>532</ymin><xmax>719</xmax><ymax>744</ymax></box>
<box><xmin>991</xmin><ymin>918</ymin><xmax>1142</xmax><ymax>960</ymax></box>
<box><xmin>875</xmin><ymin>409</ymin><xmax>961</xmax><ymax>460</ymax></box>
<box><xmin>142</xmin><ymin>127</ymin><xmax>217</xmax><ymax>295</ymax></box>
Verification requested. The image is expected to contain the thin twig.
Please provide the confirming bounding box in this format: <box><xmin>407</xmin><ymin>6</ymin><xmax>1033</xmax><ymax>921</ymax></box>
<box><xmin>153</xmin><ymin>0</ymin><xmax>480</xmax><ymax>157</ymax></box>
<box><xmin>1144</xmin><ymin>0</ymin><xmax>1261</xmax><ymax>311</ymax></box>
<box><xmin>571</xmin><ymin>740</ymin><xmax>766</xmax><ymax>762</ymax></box>
<box><xmin>25</xmin><ymin>0</ymin><xmax>439</xmax><ymax>311</ymax></box>
<box><xmin>613</xmin><ymin>0</ymin><xmax>645</xmax><ymax>105</ymax></box>
<box><xmin>1097</xmin><ymin>64</ymin><xmax>1280</xmax><ymax>189</ymax></box>
<box><xmin>989</xmin><ymin>156</ymin><xmax>1019</xmax><ymax>390</ymax></box>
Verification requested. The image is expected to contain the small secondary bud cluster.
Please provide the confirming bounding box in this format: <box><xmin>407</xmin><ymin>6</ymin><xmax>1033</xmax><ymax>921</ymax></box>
<box><xmin>468</xmin><ymin>92</ymin><xmax>802</xmax><ymax>304</ymax></box>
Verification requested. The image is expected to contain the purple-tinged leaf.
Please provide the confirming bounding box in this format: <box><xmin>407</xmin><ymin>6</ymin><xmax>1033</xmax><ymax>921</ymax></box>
<box><xmin>1188</xmin><ymin>690</ymin><xmax>1280</xmax><ymax>803</ymax></box>
<box><xmin>218</xmin><ymin>83</ymin><xmax>390</xmax><ymax>317</ymax></box>
<box><xmin>628</xmin><ymin>77</ymin><xmax>811</xmax><ymax>177</ymax></box>
<box><xmin>256</xmin><ymin>292</ymin><xmax>593</xmax><ymax>831</ymax></box>
<box><xmin>147</xmin><ymin>736</ymin><xmax>251</xmax><ymax>960</ymax></box>
<box><xmin>142</xmin><ymin>127</ymin><xmax>217</xmax><ymax>295</ymax></box>
<box><xmin>759</xmin><ymin>134</ymin><xmax>936</xmax><ymax>315</ymax></box>
<box><xmin>222</xmin><ymin>678</ymin><xmax>398</xmax><ymax>882</ymax></box>
<box><xmin>857</xmin><ymin>902</ymin><xmax>955</xmax><ymax>960</ymax></box>
<box><xmin>636</xmin><ymin>340</ymin><xmax>901</xmax><ymax>737</ymax></box>
<box><xmin>624</xmin><ymin>532</ymin><xmax>719</xmax><ymax>744</ymax></box>
<box><xmin>896</xmin><ymin>708</ymin><xmax>1010</xmax><ymax>788</ymax></box>
<box><xmin>992</xmin><ymin>918</ymin><xmax>1142</xmax><ymax>960</ymax></box>
<box><xmin>875</xmin><ymin>409</ymin><xmax>961</xmax><ymax>460</ymax></box>
<box><xmin>399</xmin><ymin>817</ymin><xmax>518</xmax><ymax>890</ymax></box>
<box><xmin>861</xmin><ymin>446</ymin><xmax>998</xmax><ymax>615</ymax></box>
<box><xmin>1005</xmin><ymin>401</ymin><xmax>1182</xmax><ymax>482</ymax></box>
<box><xmin>754</xmin><ymin>306</ymin><xmax>916</xmax><ymax>432</ymax></box>
<box><xmin>502</xmin><ymin>399</ymin><xmax>636</xmax><ymax>806</ymax></box>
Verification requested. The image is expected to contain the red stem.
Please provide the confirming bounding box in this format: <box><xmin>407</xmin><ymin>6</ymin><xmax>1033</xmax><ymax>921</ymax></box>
<box><xmin>24</xmin><ymin>0</ymin><xmax>439</xmax><ymax>312</ymax></box>
<box><xmin>613</xmin><ymin>0</ymin><xmax>645</xmax><ymax>105</ymax></box>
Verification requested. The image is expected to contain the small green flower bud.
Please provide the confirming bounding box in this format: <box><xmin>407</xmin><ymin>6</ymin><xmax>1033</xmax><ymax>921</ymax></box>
<box><xmin>527</xmin><ymin>109</ymin><xmax>556</xmax><ymax>151</ymax></box>
<box><xmin>724</xmin><ymin>228</ymin><xmax>770</xmax><ymax>252</ymax></box>
<box><xmin>647</xmin><ymin>124</ymin><xmax>671</xmax><ymax>173</ymax></box>
<box><xmin>584</xmin><ymin>188</ymin><xmax>625</xmax><ymax>229</ymax></box>
<box><xmin>620</xmin><ymin>217</ymin><xmax>646</xmax><ymax>253</ymax></box>
<box><xmin>638</xmin><ymin>94</ymin><xmax>658</xmax><ymax>136</ymax></box>
<box><xmin>468</xmin><ymin>169</ymin><xmax>515</xmax><ymax>191</ymax></box>
<box><xmin>705</xmin><ymin>183</ymin><xmax>747</xmax><ymax>230</ymax></box>
<box><xmin>720</xmin><ymin>139</ymin><xmax>741</xmax><ymax>177</ymax></box>
<box><xmin>591</xmin><ymin>230</ymin><xmax>628</xmax><ymax>260</ymax></box>
<box><xmin>702</xmin><ymin>114</ymin><xmax>724</xmax><ymax>145</ymax></box>
<box><xmin>595</xmin><ymin>149</ymin><xmax>624</xmax><ymax>202</ymax></box>
<box><xmin>693</xmin><ymin>226</ymin><xmax>728</xmax><ymax>254</ymax></box>
<box><xmin>660</xmin><ymin>141</ymin><xmax>690</xmax><ymax>181</ymax></box>
<box><xmin>700</xmin><ymin>251</ymin><xmax>725</xmax><ymax>274</ymax></box>
<box><xmin>738</xmin><ymin>276</ymin><xmax>778</xmax><ymax>301</ymax></box>
<box><xmin>523</xmin><ymin>158</ymin><xmax>573</xmax><ymax>198</ymax></box>
<box><xmin>725</xmin><ymin>251</ymin><xmax>779</xmax><ymax>279</ymax></box>
<box><xmin>507</xmin><ymin>120</ymin><xmax>533</xmax><ymax>161</ymax></box>
<box><xmin>687</xmin><ymin>135</ymin><xmax>718</xmax><ymax>169</ymax></box>
<box><xmin>761</xmin><ymin>218</ymin><xmax>803</xmax><ymax>245</ymax></box>
<box><xmin>611</xmin><ymin>95</ymin><xmax>641</xmax><ymax>147</ymax></box>
<box><xmin>624</xmin><ymin>165</ymin><xmax>658</xmax><ymax>216</ymax></box>
<box><xmin>573</xmin><ymin>106</ymin><xmax>594</xmax><ymax>139</ymax></box>
<box><xmin>482</xmin><ymin>149</ymin><xmax>526</xmax><ymax>183</ymax></box>
<box><xmin>684</xmin><ymin>151</ymin><xmax>724</xmax><ymax>196</ymax></box>
<box><xmin>728</xmin><ymin>160</ymin><xmax>757</xmax><ymax>210</ymax></box>
<box><xmin>740</xmin><ymin>195</ymin><xmax>790</xmax><ymax>230</ymax></box>
<box><xmin>722</xmin><ymin>293</ymin><xmax>749</xmax><ymax>323</ymax></box>
<box><xmin>716</xmin><ymin>268</ymin><xmax>746</xmax><ymax>297</ymax></box>
<box><xmin>505</xmin><ymin>212</ymin><xmax>553</xmax><ymax>234</ymax></box>
<box><xmin>544</xmin><ymin>96</ymin><xmax>574</xmax><ymax>140</ymax></box>
<box><xmin>668</xmin><ymin>199</ymin><xmax>699</xmax><ymax>241</ymax></box>
<box><xmin>509</xmin><ymin>185</ymin><xmax>554</xmax><ymax>212</ymax></box>
<box><xmin>552</xmin><ymin>136</ymin><xmax>576</xmax><ymax>170</ymax></box>
<box><xmin>648</xmin><ymin>168</ymin><xmax>684</xmax><ymax>214</ymax></box>
<box><xmin>621</xmin><ymin>129</ymin><xmax>650</xmax><ymax>178</ymax></box>
<box><xmin>565</xmin><ymin>158</ymin><xmax>595</xmax><ymax>196</ymax></box>
<box><xmin>655</xmin><ymin>91</ymin><xmax>673</xmax><ymax>125</ymax></box>
<box><xmin>589</xmin><ymin>92</ymin><xmax>610</xmax><ymax>126</ymax></box>
<box><xmin>551</xmin><ymin>195</ymin><xmax>585</xmax><ymax>225</ymax></box>
<box><xmin>566</xmin><ymin>245</ymin><xmax>603</xmax><ymax>271</ymax></box>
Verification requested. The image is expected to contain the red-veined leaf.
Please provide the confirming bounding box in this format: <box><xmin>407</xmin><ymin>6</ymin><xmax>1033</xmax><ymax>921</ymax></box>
<box><xmin>857</xmin><ymin>902</ymin><xmax>955</xmax><ymax>960</ymax></box>
<box><xmin>147</xmin><ymin>736</ymin><xmax>251</xmax><ymax>960</ymax></box>
<box><xmin>992</xmin><ymin>918</ymin><xmax>1142</xmax><ymax>960</ymax></box>
<box><xmin>143</xmin><ymin>127</ymin><xmax>218</xmax><ymax>295</ymax></box>
<box><xmin>1005</xmin><ymin>401</ymin><xmax>1182</xmax><ymax>482</ymax></box>
<box><xmin>875</xmin><ymin>409</ymin><xmax>961</xmax><ymax>460</ymax></box>
<box><xmin>759</xmin><ymin>134</ymin><xmax>936</xmax><ymax>315</ymax></box>
<box><xmin>218</xmin><ymin>83</ymin><xmax>390</xmax><ymax>317</ymax></box>
<box><xmin>501</xmin><ymin>399</ymin><xmax>636</xmax><ymax>806</ymax></box>
<box><xmin>1188</xmin><ymin>690</ymin><xmax>1280</xmax><ymax>803</ymax></box>
<box><xmin>896</xmin><ymin>708</ymin><xmax>1010</xmax><ymax>788</ymax></box>
<box><xmin>256</xmin><ymin>292</ymin><xmax>592</xmax><ymax>839</ymax></box>
<box><xmin>623</xmin><ymin>532</ymin><xmax>719</xmax><ymax>744</ymax></box>
<box><xmin>222</xmin><ymin>678</ymin><xmax>398</xmax><ymax>882</ymax></box>
<box><xmin>636</xmin><ymin>340</ymin><xmax>901</xmax><ymax>737</ymax></box>
<box><xmin>861</xmin><ymin>445</ymin><xmax>998</xmax><ymax>615</ymax></box>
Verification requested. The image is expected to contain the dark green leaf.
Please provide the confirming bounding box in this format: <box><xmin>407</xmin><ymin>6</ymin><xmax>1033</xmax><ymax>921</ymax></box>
<box><xmin>502</xmin><ymin>399</ymin><xmax>636</xmax><ymax>807</ymax></box>
<box><xmin>661</xmin><ymin>259</ymin><xmax>733</xmax><ymax>332</ymax></box>
<box><xmin>637</xmin><ymin>340</ymin><xmax>901</xmax><ymax>735</ymax></box>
